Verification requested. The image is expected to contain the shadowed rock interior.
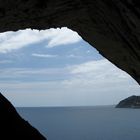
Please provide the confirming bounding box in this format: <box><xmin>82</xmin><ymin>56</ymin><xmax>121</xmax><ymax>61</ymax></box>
<box><xmin>0</xmin><ymin>0</ymin><xmax>139</xmax><ymax>139</ymax></box>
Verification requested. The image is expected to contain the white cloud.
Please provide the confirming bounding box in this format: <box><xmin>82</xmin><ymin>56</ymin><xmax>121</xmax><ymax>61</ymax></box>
<box><xmin>70</xmin><ymin>59</ymin><xmax>130</xmax><ymax>81</ymax></box>
<box><xmin>0</xmin><ymin>27</ymin><xmax>82</xmax><ymax>53</ymax></box>
<box><xmin>32</xmin><ymin>53</ymin><xmax>58</xmax><ymax>58</ymax></box>
<box><xmin>47</xmin><ymin>28</ymin><xmax>82</xmax><ymax>48</ymax></box>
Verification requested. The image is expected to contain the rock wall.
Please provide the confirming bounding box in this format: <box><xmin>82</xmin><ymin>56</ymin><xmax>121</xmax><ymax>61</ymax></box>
<box><xmin>0</xmin><ymin>93</ymin><xmax>46</xmax><ymax>139</ymax></box>
<box><xmin>0</xmin><ymin>0</ymin><xmax>139</xmax><ymax>84</ymax></box>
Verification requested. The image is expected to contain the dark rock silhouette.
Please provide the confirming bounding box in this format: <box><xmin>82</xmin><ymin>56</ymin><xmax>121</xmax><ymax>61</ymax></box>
<box><xmin>116</xmin><ymin>95</ymin><xmax>140</xmax><ymax>108</ymax></box>
<box><xmin>0</xmin><ymin>93</ymin><xmax>46</xmax><ymax>139</ymax></box>
<box><xmin>0</xmin><ymin>0</ymin><xmax>139</xmax><ymax>139</ymax></box>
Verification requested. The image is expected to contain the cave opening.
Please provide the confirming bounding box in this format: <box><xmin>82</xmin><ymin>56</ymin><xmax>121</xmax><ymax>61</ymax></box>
<box><xmin>0</xmin><ymin>27</ymin><xmax>140</xmax><ymax>139</ymax></box>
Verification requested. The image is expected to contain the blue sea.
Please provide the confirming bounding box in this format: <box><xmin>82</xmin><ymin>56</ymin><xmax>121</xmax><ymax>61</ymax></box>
<box><xmin>17</xmin><ymin>106</ymin><xmax>140</xmax><ymax>140</ymax></box>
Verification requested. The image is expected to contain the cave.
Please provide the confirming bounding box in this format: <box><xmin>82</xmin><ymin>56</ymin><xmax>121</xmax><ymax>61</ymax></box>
<box><xmin>0</xmin><ymin>0</ymin><xmax>140</xmax><ymax>139</ymax></box>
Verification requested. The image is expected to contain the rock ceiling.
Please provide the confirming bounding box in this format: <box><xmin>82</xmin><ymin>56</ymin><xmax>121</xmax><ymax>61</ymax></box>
<box><xmin>0</xmin><ymin>0</ymin><xmax>139</xmax><ymax>84</ymax></box>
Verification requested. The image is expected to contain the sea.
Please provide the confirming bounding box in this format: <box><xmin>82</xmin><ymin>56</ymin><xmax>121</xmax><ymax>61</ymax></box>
<box><xmin>16</xmin><ymin>106</ymin><xmax>140</xmax><ymax>140</ymax></box>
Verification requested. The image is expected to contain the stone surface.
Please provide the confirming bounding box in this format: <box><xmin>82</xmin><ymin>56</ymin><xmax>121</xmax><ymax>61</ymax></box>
<box><xmin>116</xmin><ymin>95</ymin><xmax>140</xmax><ymax>108</ymax></box>
<box><xmin>0</xmin><ymin>93</ymin><xmax>46</xmax><ymax>139</ymax></box>
<box><xmin>0</xmin><ymin>0</ymin><xmax>139</xmax><ymax>84</ymax></box>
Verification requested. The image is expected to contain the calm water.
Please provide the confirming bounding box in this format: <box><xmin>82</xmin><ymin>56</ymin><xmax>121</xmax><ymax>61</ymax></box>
<box><xmin>17</xmin><ymin>106</ymin><xmax>140</xmax><ymax>140</ymax></box>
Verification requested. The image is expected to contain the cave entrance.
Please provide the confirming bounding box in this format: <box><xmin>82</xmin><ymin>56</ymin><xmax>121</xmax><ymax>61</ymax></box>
<box><xmin>0</xmin><ymin>27</ymin><xmax>139</xmax><ymax>107</ymax></box>
<box><xmin>0</xmin><ymin>27</ymin><xmax>140</xmax><ymax>140</ymax></box>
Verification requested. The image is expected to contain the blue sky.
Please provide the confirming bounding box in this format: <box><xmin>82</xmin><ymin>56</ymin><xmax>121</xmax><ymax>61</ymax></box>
<box><xmin>0</xmin><ymin>27</ymin><xmax>140</xmax><ymax>107</ymax></box>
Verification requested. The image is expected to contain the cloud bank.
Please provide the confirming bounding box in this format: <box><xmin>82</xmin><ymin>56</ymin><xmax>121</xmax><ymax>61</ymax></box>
<box><xmin>32</xmin><ymin>53</ymin><xmax>58</xmax><ymax>58</ymax></box>
<box><xmin>0</xmin><ymin>27</ymin><xmax>82</xmax><ymax>53</ymax></box>
<box><xmin>1</xmin><ymin>59</ymin><xmax>140</xmax><ymax>106</ymax></box>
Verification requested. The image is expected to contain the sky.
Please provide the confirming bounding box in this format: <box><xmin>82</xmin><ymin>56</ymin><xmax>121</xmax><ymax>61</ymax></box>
<box><xmin>0</xmin><ymin>27</ymin><xmax>140</xmax><ymax>107</ymax></box>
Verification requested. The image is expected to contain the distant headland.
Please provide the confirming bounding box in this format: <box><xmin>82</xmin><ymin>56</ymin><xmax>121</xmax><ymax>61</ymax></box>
<box><xmin>116</xmin><ymin>95</ymin><xmax>140</xmax><ymax>108</ymax></box>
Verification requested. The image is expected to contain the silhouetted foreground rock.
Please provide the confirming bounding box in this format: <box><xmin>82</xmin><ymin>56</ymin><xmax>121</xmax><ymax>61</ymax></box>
<box><xmin>0</xmin><ymin>93</ymin><xmax>46</xmax><ymax>139</ymax></box>
<box><xmin>116</xmin><ymin>95</ymin><xmax>140</xmax><ymax>108</ymax></box>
